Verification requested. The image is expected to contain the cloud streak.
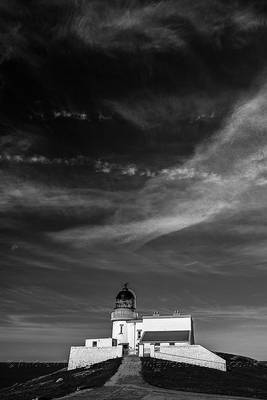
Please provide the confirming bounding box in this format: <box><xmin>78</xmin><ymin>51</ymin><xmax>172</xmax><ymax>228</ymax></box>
<box><xmin>47</xmin><ymin>81</ymin><xmax>267</xmax><ymax>250</ymax></box>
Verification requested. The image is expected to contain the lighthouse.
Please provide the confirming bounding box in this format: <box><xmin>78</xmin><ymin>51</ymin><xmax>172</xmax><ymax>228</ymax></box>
<box><xmin>67</xmin><ymin>284</ymin><xmax>226</xmax><ymax>371</ymax></box>
<box><xmin>111</xmin><ymin>283</ymin><xmax>139</xmax><ymax>353</ymax></box>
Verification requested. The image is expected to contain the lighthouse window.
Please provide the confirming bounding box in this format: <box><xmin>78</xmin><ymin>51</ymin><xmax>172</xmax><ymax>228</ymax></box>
<box><xmin>119</xmin><ymin>324</ymin><xmax>123</xmax><ymax>334</ymax></box>
<box><xmin>137</xmin><ymin>330</ymin><xmax>142</xmax><ymax>339</ymax></box>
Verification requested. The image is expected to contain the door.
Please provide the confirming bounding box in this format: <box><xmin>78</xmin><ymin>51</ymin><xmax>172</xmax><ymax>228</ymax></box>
<box><xmin>122</xmin><ymin>344</ymin><xmax>129</xmax><ymax>356</ymax></box>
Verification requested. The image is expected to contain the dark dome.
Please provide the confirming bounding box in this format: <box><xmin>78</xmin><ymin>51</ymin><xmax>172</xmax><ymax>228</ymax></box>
<box><xmin>115</xmin><ymin>283</ymin><xmax>136</xmax><ymax>310</ymax></box>
<box><xmin>116</xmin><ymin>289</ymin><xmax>135</xmax><ymax>301</ymax></box>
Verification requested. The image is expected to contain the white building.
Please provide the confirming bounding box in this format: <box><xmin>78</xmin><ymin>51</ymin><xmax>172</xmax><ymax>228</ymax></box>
<box><xmin>68</xmin><ymin>284</ymin><xmax>226</xmax><ymax>371</ymax></box>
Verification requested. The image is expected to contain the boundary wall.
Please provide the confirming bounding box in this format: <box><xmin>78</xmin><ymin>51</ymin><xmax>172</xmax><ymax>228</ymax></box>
<box><xmin>150</xmin><ymin>345</ymin><xmax>226</xmax><ymax>371</ymax></box>
<box><xmin>68</xmin><ymin>346</ymin><xmax>123</xmax><ymax>370</ymax></box>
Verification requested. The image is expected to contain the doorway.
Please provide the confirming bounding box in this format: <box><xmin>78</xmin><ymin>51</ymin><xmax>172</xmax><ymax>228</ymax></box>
<box><xmin>122</xmin><ymin>344</ymin><xmax>129</xmax><ymax>356</ymax></box>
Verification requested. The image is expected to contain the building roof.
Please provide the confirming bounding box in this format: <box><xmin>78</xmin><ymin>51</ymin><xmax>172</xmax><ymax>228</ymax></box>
<box><xmin>126</xmin><ymin>319</ymin><xmax>143</xmax><ymax>323</ymax></box>
<box><xmin>140</xmin><ymin>330</ymin><xmax>190</xmax><ymax>343</ymax></box>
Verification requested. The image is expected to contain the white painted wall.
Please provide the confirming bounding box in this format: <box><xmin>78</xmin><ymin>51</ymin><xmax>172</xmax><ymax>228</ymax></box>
<box><xmin>125</xmin><ymin>321</ymin><xmax>135</xmax><ymax>351</ymax></box>
<box><xmin>112</xmin><ymin>315</ymin><xmax>192</xmax><ymax>352</ymax></box>
<box><xmin>140</xmin><ymin>341</ymin><xmax>188</xmax><ymax>356</ymax></box>
<box><xmin>68</xmin><ymin>346</ymin><xmax>123</xmax><ymax>370</ymax></box>
<box><xmin>150</xmin><ymin>345</ymin><xmax>226</xmax><ymax>371</ymax></box>
<box><xmin>142</xmin><ymin>316</ymin><xmax>192</xmax><ymax>332</ymax></box>
<box><xmin>112</xmin><ymin>320</ymin><xmax>128</xmax><ymax>344</ymax></box>
<box><xmin>126</xmin><ymin>320</ymin><xmax>143</xmax><ymax>351</ymax></box>
<box><xmin>154</xmin><ymin>342</ymin><xmax>189</xmax><ymax>347</ymax></box>
<box><xmin>85</xmin><ymin>338</ymin><xmax>114</xmax><ymax>347</ymax></box>
<box><xmin>139</xmin><ymin>344</ymin><xmax>144</xmax><ymax>357</ymax></box>
<box><xmin>143</xmin><ymin>342</ymin><xmax>151</xmax><ymax>354</ymax></box>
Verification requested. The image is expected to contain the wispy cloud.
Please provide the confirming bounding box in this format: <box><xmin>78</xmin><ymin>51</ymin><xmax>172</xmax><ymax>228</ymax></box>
<box><xmin>108</xmin><ymin>92</ymin><xmax>226</xmax><ymax>130</ymax></box>
<box><xmin>45</xmin><ymin>82</ymin><xmax>267</xmax><ymax>250</ymax></box>
<box><xmin>191</xmin><ymin>305</ymin><xmax>267</xmax><ymax>321</ymax></box>
<box><xmin>65</xmin><ymin>0</ymin><xmax>267</xmax><ymax>53</ymax></box>
<box><xmin>0</xmin><ymin>174</ymin><xmax>117</xmax><ymax>212</ymax></box>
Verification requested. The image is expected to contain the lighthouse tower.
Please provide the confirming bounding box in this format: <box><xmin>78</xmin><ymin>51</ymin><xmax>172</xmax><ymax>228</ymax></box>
<box><xmin>111</xmin><ymin>283</ymin><xmax>138</xmax><ymax>347</ymax></box>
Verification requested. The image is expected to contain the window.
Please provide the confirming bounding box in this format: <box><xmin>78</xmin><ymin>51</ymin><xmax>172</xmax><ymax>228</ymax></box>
<box><xmin>119</xmin><ymin>324</ymin><xmax>123</xmax><ymax>334</ymax></box>
<box><xmin>169</xmin><ymin>342</ymin><xmax>175</xmax><ymax>345</ymax></box>
<box><xmin>154</xmin><ymin>343</ymin><xmax>160</xmax><ymax>352</ymax></box>
<box><xmin>92</xmin><ymin>341</ymin><xmax>97</xmax><ymax>347</ymax></box>
<box><xmin>137</xmin><ymin>330</ymin><xmax>142</xmax><ymax>339</ymax></box>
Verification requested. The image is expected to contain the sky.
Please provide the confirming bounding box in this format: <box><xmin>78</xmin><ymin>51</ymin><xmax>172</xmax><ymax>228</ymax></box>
<box><xmin>1</xmin><ymin>0</ymin><xmax>267</xmax><ymax>361</ymax></box>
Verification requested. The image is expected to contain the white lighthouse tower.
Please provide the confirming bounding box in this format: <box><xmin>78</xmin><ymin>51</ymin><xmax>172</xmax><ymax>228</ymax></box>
<box><xmin>111</xmin><ymin>283</ymin><xmax>138</xmax><ymax>351</ymax></box>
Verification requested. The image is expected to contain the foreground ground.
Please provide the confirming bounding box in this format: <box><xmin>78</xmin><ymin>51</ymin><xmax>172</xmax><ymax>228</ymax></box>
<box><xmin>58</xmin><ymin>355</ymin><xmax>261</xmax><ymax>400</ymax></box>
<box><xmin>0</xmin><ymin>362</ymin><xmax>66</xmax><ymax>389</ymax></box>
<box><xmin>0</xmin><ymin>358</ymin><xmax>122</xmax><ymax>400</ymax></box>
<box><xmin>141</xmin><ymin>353</ymin><xmax>267</xmax><ymax>399</ymax></box>
<box><xmin>1</xmin><ymin>353</ymin><xmax>267</xmax><ymax>400</ymax></box>
<box><xmin>59</xmin><ymin>384</ymin><xmax>262</xmax><ymax>400</ymax></box>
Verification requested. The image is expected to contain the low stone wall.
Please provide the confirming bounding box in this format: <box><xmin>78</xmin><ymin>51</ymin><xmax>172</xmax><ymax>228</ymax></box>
<box><xmin>150</xmin><ymin>345</ymin><xmax>226</xmax><ymax>371</ymax></box>
<box><xmin>68</xmin><ymin>346</ymin><xmax>123</xmax><ymax>370</ymax></box>
<box><xmin>85</xmin><ymin>338</ymin><xmax>113</xmax><ymax>347</ymax></box>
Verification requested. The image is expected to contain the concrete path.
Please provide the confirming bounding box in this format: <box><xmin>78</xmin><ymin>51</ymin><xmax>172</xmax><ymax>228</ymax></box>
<box><xmin>57</xmin><ymin>356</ymin><xmax>257</xmax><ymax>400</ymax></box>
<box><xmin>58</xmin><ymin>385</ymin><xmax>260</xmax><ymax>400</ymax></box>
<box><xmin>105</xmin><ymin>355</ymin><xmax>147</xmax><ymax>386</ymax></box>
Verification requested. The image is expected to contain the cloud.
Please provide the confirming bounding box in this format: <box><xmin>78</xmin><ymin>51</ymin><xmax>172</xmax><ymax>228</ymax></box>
<box><xmin>0</xmin><ymin>155</ymin><xmax>158</xmax><ymax>179</ymax></box>
<box><xmin>66</xmin><ymin>0</ymin><xmax>267</xmax><ymax>54</ymax></box>
<box><xmin>2</xmin><ymin>77</ymin><xmax>267</xmax><ymax>277</ymax></box>
<box><xmin>191</xmin><ymin>305</ymin><xmax>267</xmax><ymax>321</ymax></box>
<box><xmin>107</xmin><ymin>92</ymin><xmax>224</xmax><ymax>130</ymax></box>
<box><xmin>233</xmin><ymin>8</ymin><xmax>267</xmax><ymax>33</ymax></box>
<box><xmin>67</xmin><ymin>1</ymin><xmax>189</xmax><ymax>52</ymax></box>
<box><xmin>0</xmin><ymin>0</ymin><xmax>266</xmax><ymax>120</ymax></box>
<box><xmin>46</xmin><ymin>81</ymin><xmax>267</xmax><ymax>251</ymax></box>
<box><xmin>0</xmin><ymin>171</ymin><xmax>117</xmax><ymax>213</ymax></box>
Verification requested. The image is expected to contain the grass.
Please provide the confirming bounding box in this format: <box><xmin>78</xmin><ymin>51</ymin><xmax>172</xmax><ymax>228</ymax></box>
<box><xmin>0</xmin><ymin>363</ymin><xmax>67</xmax><ymax>390</ymax></box>
<box><xmin>141</xmin><ymin>353</ymin><xmax>267</xmax><ymax>399</ymax></box>
<box><xmin>0</xmin><ymin>357</ymin><xmax>122</xmax><ymax>400</ymax></box>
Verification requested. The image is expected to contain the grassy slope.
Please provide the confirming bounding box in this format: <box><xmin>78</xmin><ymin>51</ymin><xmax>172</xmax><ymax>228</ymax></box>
<box><xmin>0</xmin><ymin>363</ymin><xmax>67</xmax><ymax>390</ymax></box>
<box><xmin>141</xmin><ymin>353</ymin><xmax>267</xmax><ymax>399</ymax></box>
<box><xmin>0</xmin><ymin>358</ymin><xmax>122</xmax><ymax>400</ymax></box>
